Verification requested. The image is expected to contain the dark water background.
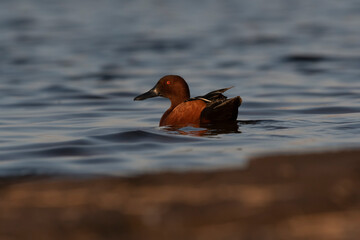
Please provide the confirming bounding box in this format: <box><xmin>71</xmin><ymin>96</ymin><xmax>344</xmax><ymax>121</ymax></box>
<box><xmin>0</xmin><ymin>0</ymin><xmax>359</xmax><ymax>176</ymax></box>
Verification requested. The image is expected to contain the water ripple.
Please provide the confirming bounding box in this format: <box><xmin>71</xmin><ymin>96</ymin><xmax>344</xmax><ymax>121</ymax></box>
<box><xmin>93</xmin><ymin>130</ymin><xmax>200</xmax><ymax>143</ymax></box>
<box><xmin>294</xmin><ymin>107</ymin><xmax>360</xmax><ymax>114</ymax></box>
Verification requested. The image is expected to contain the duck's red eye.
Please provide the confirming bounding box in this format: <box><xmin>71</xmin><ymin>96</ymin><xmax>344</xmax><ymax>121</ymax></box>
<box><xmin>166</xmin><ymin>81</ymin><xmax>171</xmax><ymax>85</ymax></box>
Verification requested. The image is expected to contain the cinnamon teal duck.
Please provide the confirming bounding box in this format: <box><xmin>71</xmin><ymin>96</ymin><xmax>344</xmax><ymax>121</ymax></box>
<box><xmin>134</xmin><ymin>75</ymin><xmax>242</xmax><ymax>127</ymax></box>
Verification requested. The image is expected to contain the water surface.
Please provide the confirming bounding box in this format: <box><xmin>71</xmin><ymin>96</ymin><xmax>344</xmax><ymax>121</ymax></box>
<box><xmin>0</xmin><ymin>0</ymin><xmax>359</xmax><ymax>176</ymax></box>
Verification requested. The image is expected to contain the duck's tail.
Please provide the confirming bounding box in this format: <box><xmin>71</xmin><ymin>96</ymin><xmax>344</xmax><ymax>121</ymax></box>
<box><xmin>200</xmin><ymin>96</ymin><xmax>242</xmax><ymax>123</ymax></box>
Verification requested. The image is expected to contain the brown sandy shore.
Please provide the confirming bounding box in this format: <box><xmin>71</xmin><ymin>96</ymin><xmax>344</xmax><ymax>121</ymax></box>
<box><xmin>1</xmin><ymin>149</ymin><xmax>360</xmax><ymax>240</ymax></box>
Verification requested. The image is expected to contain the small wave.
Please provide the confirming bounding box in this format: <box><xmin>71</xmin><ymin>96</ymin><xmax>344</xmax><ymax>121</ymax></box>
<box><xmin>0</xmin><ymin>139</ymin><xmax>94</xmax><ymax>152</ymax></box>
<box><xmin>11</xmin><ymin>57</ymin><xmax>34</xmax><ymax>65</ymax></box>
<box><xmin>282</xmin><ymin>54</ymin><xmax>360</xmax><ymax>64</ymax></box>
<box><xmin>4</xmin><ymin>17</ymin><xmax>36</xmax><ymax>29</ymax></box>
<box><xmin>117</xmin><ymin>39</ymin><xmax>192</xmax><ymax>53</ymax></box>
<box><xmin>282</xmin><ymin>54</ymin><xmax>329</xmax><ymax>63</ymax></box>
<box><xmin>334</xmin><ymin>122</ymin><xmax>360</xmax><ymax>131</ymax></box>
<box><xmin>0</xmin><ymin>146</ymin><xmax>93</xmax><ymax>161</ymax></box>
<box><xmin>41</xmin><ymin>85</ymin><xmax>107</xmax><ymax>100</ymax></box>
<box><xmin>41</xmin><ymin>84</ymin><xmax>83</xmax><ymax>94</ymax></box>
<box><xmin>238</xmin><ymin>120</ymin><xmax>279</xmax><ymax>125</ymax></box>
<box><xmin>107</xmin><ymin>91</ymin><xmax>139</xmax><ymax>98</ymax></box>
<box><xmin>93</xmin><ymin>130</ymin><xmax>199</xmax><ymax>143</ymax></box>
<box><xmin>68</xmin><ymin>94</ymin><xmax>107</xmax><ymax>100</ymax></box>
<box><xmin>69</xmin><ymin>72</ymin><xmax>130</xmax><ymax>81</ymax></box>
<box><xmin>244</xmin><ymin>101</ymin><xmax>287</xmax><ymax>108</ymax></box>
<box><xmin>71</xmin><ymin>157</ymin><xmax>123</xmax><ymax>165</ymax></box>
<box><xmin>2</xmin><ymin>139</ymin><xmax>97</xmax><ymax>159</ymax></box>
<box><xmin>294</xmin><ymin>107</ymin><xmax>360</xmax><ymax>114</ymax></box>
<box><xmin>35</xmin><ymin>146</ymin><xmax>92</xmax><ymax>157</ymax></box>
<box><xmin>256</xmin><ymin>91</ymin><xmax>360</xmax><ymax>99</ymax></box>
<box><xmin>8</xmin><ymin>101</ymin><xmax>51</xmax><ymax>108</ymax></box>
<box><xmin>228</xmin><ymin>35</ymin><xmax>288</xmax><ymax>47</ymax></box>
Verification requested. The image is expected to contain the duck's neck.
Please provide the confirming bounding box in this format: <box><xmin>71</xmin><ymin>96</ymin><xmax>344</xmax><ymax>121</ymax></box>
<box><xmin>170</xmin><ymin>89</ymin><xmax>190</xmax><ymax>107</ymax></box>
<box><xmin>170</xmin><ymin>98</ymin><xmax>184</xmax><ymax>109</ymax></box>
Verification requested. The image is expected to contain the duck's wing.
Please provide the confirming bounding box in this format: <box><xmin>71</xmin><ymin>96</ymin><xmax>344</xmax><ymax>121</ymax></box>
<box><xmin>200</xmin><ymin>96</ymin><xmax>242</xmax><ymax>123</ymax></box>
<box><xmin>188</xmin><ymin>87</ymin><xmax>234</xmax><ymax>103</ymax></box>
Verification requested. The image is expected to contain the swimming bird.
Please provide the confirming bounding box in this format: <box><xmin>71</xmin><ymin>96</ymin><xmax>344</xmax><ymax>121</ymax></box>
<box><xmin>134</xmin><ymin>75</ymin><xmax>242</xmax><ymax>127</ymax></box>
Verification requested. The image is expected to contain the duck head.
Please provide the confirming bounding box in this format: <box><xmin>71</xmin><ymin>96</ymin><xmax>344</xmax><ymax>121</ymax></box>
<box><xmin>134</xmin><ymin>75</ymin><xmax>190</xmax><ymax>107</ymax></box>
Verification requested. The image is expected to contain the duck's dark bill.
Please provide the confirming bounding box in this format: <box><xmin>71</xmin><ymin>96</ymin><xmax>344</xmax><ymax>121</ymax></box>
<box><xmin>134</xmin><ymin>87</ymin><xmax>159</xmax><ymax>101</ymax></box>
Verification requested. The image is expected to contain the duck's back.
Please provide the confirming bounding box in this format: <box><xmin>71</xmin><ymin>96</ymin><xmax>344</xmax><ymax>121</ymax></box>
<box><xmin>160</xmin><ymin>87</ymin><xmax>241</xmax><ymax>127</ymax></box>
<box><xmin>188</xmin><ymin>87</ymin><xmax>242</xmax><ymax>124</ymax></box>
<box><xmin>200</xmin><ymin>96</ymin><xmax>242</xmax><ymax>123</ymax></box>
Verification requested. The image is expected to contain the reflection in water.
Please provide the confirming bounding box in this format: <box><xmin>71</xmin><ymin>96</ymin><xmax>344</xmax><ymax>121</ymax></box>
<box><xmin>163</xmin><ymin>121</ymin><xmax>241</xmax><ymax>137</ymax></box>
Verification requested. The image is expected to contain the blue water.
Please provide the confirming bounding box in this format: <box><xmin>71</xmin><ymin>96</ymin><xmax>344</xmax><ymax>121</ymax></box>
<box><xmin>0</xmin><ymin>0</ymin><xmax>359</xmax><ymax>176</ymax></box>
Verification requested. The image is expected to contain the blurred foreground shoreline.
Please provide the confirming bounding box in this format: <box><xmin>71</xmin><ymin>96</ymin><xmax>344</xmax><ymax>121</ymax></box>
<box><xmin>1</xmin><ymin>148</ymin><xmax>360</xmax><ymax>240</ymax></box>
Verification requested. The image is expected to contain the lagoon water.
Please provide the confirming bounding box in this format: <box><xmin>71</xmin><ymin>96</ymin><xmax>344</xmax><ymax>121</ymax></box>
<box><xmin>0</xmin><ymin>0</ymin><xmax>359</xmax><ymax>176</ymax></box>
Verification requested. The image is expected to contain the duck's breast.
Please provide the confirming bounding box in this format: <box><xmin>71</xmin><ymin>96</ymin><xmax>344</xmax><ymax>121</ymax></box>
<box><xmin>160</xmin><ymin>100</ymin><xmax>206</xmax><ymax>127</ymax></box>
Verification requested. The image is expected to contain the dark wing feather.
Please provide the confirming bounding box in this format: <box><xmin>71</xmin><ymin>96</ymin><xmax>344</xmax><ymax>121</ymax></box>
<box><xmin>200</xmin><ymin>96</ymin><xmax>242</xmax><ymax>123</ymax></box>
<box><xmin>187</xmin><ymin>87</ymin><xmax>233</xmax><ymax>102</ymax></box>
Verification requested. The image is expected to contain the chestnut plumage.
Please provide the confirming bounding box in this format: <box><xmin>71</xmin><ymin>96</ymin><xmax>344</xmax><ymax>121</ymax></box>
<box><xmin>134</xmin><ymin>75</ymin><xmax>242</xmax><ymax>127</ymax></box>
